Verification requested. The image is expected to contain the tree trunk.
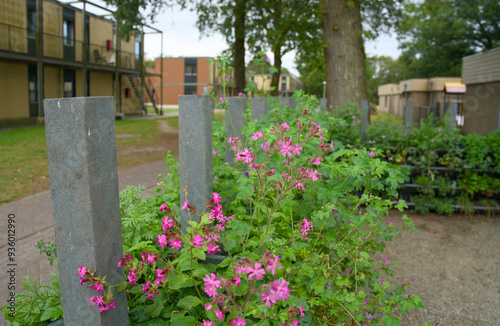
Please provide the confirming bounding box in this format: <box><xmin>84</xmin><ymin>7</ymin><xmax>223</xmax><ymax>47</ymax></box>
<box><xmin>271</xmin><ymin>45</ymin><xmax>282</xmax><ymax>96</ymax></box>
<box><xmin>321</xmin><ymin>0</ymin><xmax>368</xmax><ymax>110</ymax></box>
<box><xmin>234</xmin><ymin>0</ymin><xmax>246</xmax><ymax>94</ymax></box>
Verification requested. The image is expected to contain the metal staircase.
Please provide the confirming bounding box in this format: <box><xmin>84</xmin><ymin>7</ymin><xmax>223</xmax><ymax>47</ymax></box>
<box><xmin>127</xmin><ymin>74</ymin><xmax>159</xmax><ymax>115</ymax></box>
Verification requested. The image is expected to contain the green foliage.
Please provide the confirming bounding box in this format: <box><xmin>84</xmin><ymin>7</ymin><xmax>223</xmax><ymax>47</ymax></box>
<box><xmin>35</xmin><ymin>237</ymin><xmax>58</xmax><ymax>266</ymax></box>
<box><xmin>1</xmin><ymin>272</ymin><xmax>62</xmax><ymax>326</ymax></box>
<box><xmin>397</xmin><ymin>0</ymin><xmax>500</xmax><ymax>78</ymax></box>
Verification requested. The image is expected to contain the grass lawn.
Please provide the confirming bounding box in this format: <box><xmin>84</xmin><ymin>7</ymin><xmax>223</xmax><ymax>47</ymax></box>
<box><xmin>371</xmin><ymin>112</ymin><xmax>403</xmax><ymax>125</ymax></box>
<box><xmin>0</xmin><ymin>117</ymin><xmax>179</xmax><ymax>204</ymax></box>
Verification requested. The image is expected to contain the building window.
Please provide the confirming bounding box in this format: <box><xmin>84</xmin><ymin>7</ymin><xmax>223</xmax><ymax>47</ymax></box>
<box><xmin>281</xmin><ymin>76</ymin><xmax>287</xmax><ymax>91</ymax></box>
<box><xmin>185</xmin><ymin>85</ymin><xmax>197</xmax><ymax>95</ymax></box>
<box><xmin>28</xmin><ymin>66</ymin><xmax>37</xmax><ymax>102</ymax></box>
<box><xmin>63</xmin><ymin>20</ymin><xmax>74</xmax><ymax>46</ymax></box>
<box><xmin>27</xmin><ymin>10</ymin><xmax>36</xmax><ymax>40</ymax></box>
<box><xmin>185</xmin><ymin>58</ymin><xmax>197</xmax><ymax>84</ymax></box>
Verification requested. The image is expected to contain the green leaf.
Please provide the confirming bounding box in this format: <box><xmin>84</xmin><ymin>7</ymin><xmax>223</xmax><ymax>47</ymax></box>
<box><xmin>168</xmin><ymin>272</ymin><xmax>193</xmax><ymax>290</ymax></box>
<box><xmin>229</xmin><ymin>219</ymin><xmax>253</xmax><ymax>238</ymax></box>
<box><xmin>177</xmin><ymin>295</ymin><xmax>203</xmax><ymax>310</ymax></box>
<box><xmin>147</xmin><ymin>295</ymin><xmax>164</xmax><ymax>318</ymax></box>
<box><xmin>40</xmin><ymin>305</ymin><xmax>63</xmax><ymax>321</ymax></box>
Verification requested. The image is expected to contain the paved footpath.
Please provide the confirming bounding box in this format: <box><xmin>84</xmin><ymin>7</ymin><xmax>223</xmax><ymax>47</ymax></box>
<box><xmin>0</xmin><ymin>159</ymin><xmax>168</xmax><ymax>325</ymax></box>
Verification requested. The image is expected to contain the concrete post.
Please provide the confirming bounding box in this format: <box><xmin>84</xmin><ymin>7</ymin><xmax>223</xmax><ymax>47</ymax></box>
<box><xmin>360</xmin><ymin>100</ymin><xmax>369</xmax><ymax>141</ymax></box>
<box><xmin>179</xmin><ymin>95</ymin><xmax>213</xmax><ymax>233</ymax></box>
<box><xmin>225</xmin><ymin>97</ymin><xmax>247</xmax><ymax>167</ymax></box>
<box><xmin>319</xmin><ymin>98</ymin><xmax>327</xmax><ymax>113</ymax></box>
<box><xmin>44</xmin><ymin>97</ymin><xmax>128</xmax><ymax>325</ymax></box>
<box><xmin>497</xmin><ymin>104</ymin><xmax>500</xmax><ymax>131</ymax></box>
<box><xmin>447</xmin><ymin>102</ymin><xmax>458</xmax><ymax>129</ymax></box>
<box><xmin>249</xmin><ymin>97</ymin><xmax>268</xmax><ymax>121</ymax></box>
<box><xmin>404</xmin><ymin>100</ymin><xmax>414</xmax><ymax>134</ymax></box>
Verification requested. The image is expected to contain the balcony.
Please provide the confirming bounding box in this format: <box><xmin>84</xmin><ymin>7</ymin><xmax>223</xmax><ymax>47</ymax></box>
<box><xmin>0</xmin><ymin>21</ymin><xmax>139</xmax><ymax>71</ymax></box>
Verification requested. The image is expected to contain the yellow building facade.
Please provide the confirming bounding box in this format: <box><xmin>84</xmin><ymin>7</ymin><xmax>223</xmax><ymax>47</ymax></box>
<box><xmin>0</xmin><ymin>0</ymin><xmax>158</xmax><ymax>126</ymax></box>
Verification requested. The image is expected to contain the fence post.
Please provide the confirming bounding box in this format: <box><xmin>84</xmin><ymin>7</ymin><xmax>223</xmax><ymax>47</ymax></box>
<box><xmin>179</xmin><ymin>95</ymin><xmax>213</xmax><ymax>233</ymax></box>
<box><xmin>360</xmin><ymin>99</ymin><xmax>369</xmax><ymax>141</ymax></box>
<box><xmin>225</xmin><ymin>97</ymin><xmax>247</xmax><ymax>167</ymax></box>
<box><xmin>319</xmin><ymin>98</ymin><xmax>327</xmax><ymax>113</ymax></box>
<box><xmin>497</xmin><ymin>104</ymin><xmax>500</xmax><ymax>131</ymax></box>
<box><xmin>404</xmin><ymin>100</ymin><xmax>414</xmax><ymax>134</ymax></box>
<box><xmin>249</xmin><ymin>97</ymin><xmax>268</xmax><ymax>121</ymax></box>
<box><xmin>44</xmin><ymin>97</ymin><xmax>128</xmax><ymax>325</ymax></box>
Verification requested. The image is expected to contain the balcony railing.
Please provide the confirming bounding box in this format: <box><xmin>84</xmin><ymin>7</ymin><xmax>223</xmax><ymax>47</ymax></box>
<box><xmin>0</xmin><ymin>21</ymin><xmax>139</xmax><ymax>70</ymax></box>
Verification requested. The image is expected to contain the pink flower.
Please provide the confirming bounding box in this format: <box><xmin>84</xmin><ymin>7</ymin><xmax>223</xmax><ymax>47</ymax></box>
<box><xmin>281</xmin><ymin>122</ymin><xmax>290</xmax><ymax>130</ymax></box>
<box><xmin>228</xmin><ymin>136</ymin><xmax>239</xmax><ymax>143</ymax></box>
<box><xmin>127</xmin><ymin>270</ymin><xmax>137</xmax><ymax>285</ymax></box>
<box><xmin>181</xmin><ymin>199</ymin><xmax>189</xmax><ymax>210</ymax></box>
<box><xmin>170</xmin><ymin>237</ymin><xmax>182</xmax><ymax>250</ymax></box>
<box><xmin>292</xmin><ymin>143</ymin><xmax>302</xmax><ymax>156</ymax></box>
<box><xmin>235</xmin><ymin>264</ymin><xmax>247</xmax><ymax>275</ymax></box>
<box><xmin>294</xmin><ymin>181</ymin><xmax>305</xmax><ymax>191</ymax></box>
<box><xmin>226</xmin><ymin>74</ymin><xmax>231</xmax><ymax>81</ymax></box>
<box><xmin>93</xmin><ymin>283</ymin><xmax>104</xmax><ymax>292</ymax></box>
<box><xmin>234</xmin><ymin>275</ymin><xmax>240</xmax><ymax>287</ymax></box>
<box><xmin>200</xmin><ymin>321</ymin><xmax>213</xmax><ymax>326</ymax></box>
<box><xmin>159</xmin><ymin>203</ymin><xmax>168</xmax><ymax>212</ymax></box>
<box><xmin>300</xmin><ymin>218</ymin><xmax>313</xmax><ymax>237</ymax></box>
<box><xmin>215</xmin><ymin>308</ymin><xmax>224</xmax><ymax>321</ymax></box>
<box><xmin>264</xmin><ymin>56</ymin><xmax>269</xmax><ymax>62</ymax></box>
<box><xmin>330</xmin><ymin>140</ymin><xmax>335</xmax><ymax>152</ymax></box>
<box><xmin>238</xmin><ymin>92</ymin><xmax>243</xmax><ymax>96</ymax></box>
<box><xmin>266</xmin><ymin>256</ymin><xmax>282</xmax><ymax>275</ymax></box>
<box><xmin>300</xmin><ymin>303</ymin><xmax>305</xmax><ymax>317</ymax></box>
<box><xmin>142</xmin><ymin>280</ymin><xmax>151</xmax><ymax>293</ymax></box>
<box><xmin>192</xmin><ymin>235</ymin><xmax>204</xmax><ymax>248</ymax></box>
<box><xmin>204</xmin><ymin>304</ymin><xmax>212</xmax><ymax>311</ymax></box>
<box><xmin>212</xmin><ymin>192</ymin><xmax>221</xmax><ymax>204</ymax></box>
<box><xmin>247</xmin><ymin>263</ymin><xmax>265</xmax><ymax>280</ymax></box>
<box><xmin>162</xmin><ymin>216</ymin><xmax>174</xmax><ymax>232</ymax></box>
<box><xmin>271</xmin><ymin>279</ymin><xmax>290</xmax><ymax>300</ymax></box>
<box><xmin>78</xmin><ymin>265</ymin><xmax>88</xmax><ymax>278</ymax></box>
<box><xmin>289</xmin><ymin>320</ymin><xmax>298</xmax><ymax>326</ymax></box>
<box><xmin>260</xmin><ymin>141</ymin><xmax>270</xmax><ymax>153</ymax></box>
<box><xmin>207</xmin><ymin>243</ymin><xmax>220</xmax><ymax>254</ymax></box>
<box><xmin>219</xmin><ymin>97</ymin><xmax>225</xmax><ymax>103</ymax></box>
<box><xmin>235</xmin><ymin>147</ymin><xmax>253</xmax><ymax>164</ymax></box>
<box><xmin>312</xmin><ymin>157</ymin><xmax>324</xmax><ymax>165</ymax></box>
<box><xmin>261</xmin><ymin>288</ymin><xmax>277</xmax><ymax>306</ymax></box>
<box><xmin>232</xmin><ymin>317</ymin><xmax>246</xmax><ymax>326</ymax></box>
<box><xmin>212</xmin><ymin>149</ymin><xmax>219</xmax><ymax>156</ymax></box>
<box><xmin>307</xmin><ymin>169</ymin><xmax>320</xmax><ymax>182</ymax></box>
<box><xmin>383</xmin><ymin>258</ymin><xmax>389</xmax><ymax>264</ymax></box>
<box><xmin>251</xmin><ymin>131</ymin><xmax>263</xmax><ymax>140</ymax></box>
<box><xmin>157</xmin><ymin>234</ymin><xmax>167</xmax><ymax>248</ymax></box>
<box><xmin>280</xmin><ymin>142</ymin><xmax>293</xmax><ymax>158</ymax></box>
<box><xmin>203</xmin><ymin>273</ymin><xmax>221</xmax><ymax>297</ymax></box>
<box><xmin>388</xmin><ymin>221</ymin><xmax>394</xmax><ymax>226</ymax></box>
<box><xmin>368</xmin><ymin>151</ymin><xmax>375</xmax><ymax>157</ymax></box>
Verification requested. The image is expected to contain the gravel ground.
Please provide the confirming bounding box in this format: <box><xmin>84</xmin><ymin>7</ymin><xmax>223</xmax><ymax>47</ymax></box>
<box><xmin>379</xmin><ymin>210</ymin><xmax>500</xmax><ymax>326</ymax></box>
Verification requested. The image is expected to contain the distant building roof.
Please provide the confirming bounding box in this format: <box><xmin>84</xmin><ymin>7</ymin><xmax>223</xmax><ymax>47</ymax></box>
<box><xmin>444</xmin><ymin>82</ymin><xmax>466</xmax><ymax>94</ymax></box>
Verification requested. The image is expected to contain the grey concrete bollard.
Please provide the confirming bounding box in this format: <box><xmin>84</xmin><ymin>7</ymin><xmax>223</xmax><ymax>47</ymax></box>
<box><xmin>497</xmin><ymin>104</ymin><xmax>500</xmax><ymax>131</ymax></box>
<box><xmin>44</xmin><ymin>97</ymin><xmax>128</xmax><ymax>326</ymax></box>
<box><xmin>404</xmin><ymin>100</ymin><xmax>414</xmax><ymax>134</ymax></box>
<box><xmin>179</xmin><ymin>95</ymin><xmax>213</xmax><ymax>232</ymax></box>
<box><xmin>225</xmin><ymin>97</ymin><xmax>247</xmax><ymax>167</ymax></box>
<box><xmin>319</xmin><ymin>98</ymin><xmax>327</xmax><ymax>113</ymax></box>
<box><xmin>249</xmin><ymin>97</ymin><xmax>269</xmax><ymax>121</ymax></box>
<box><xmin>360</xmin><ymin>100</ymin><xmax>369</xmax><ymax>141</ymax></box>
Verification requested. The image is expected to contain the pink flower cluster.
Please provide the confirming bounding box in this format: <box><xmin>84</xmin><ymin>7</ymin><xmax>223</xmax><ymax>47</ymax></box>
<box><xmin>189</xmin><ymin>192</ymin><xmax>234</xmax><ymax>253</ymax></box>
<box><xmin>78</xmin><ymin>265</ymin><xmax>116</xmax><ymax>312</ymax></box>
<box><xmin>200</xmin><ymin>251</ymin><xmax>304</xmax><ymax>325</ymax></box>
<box><xmin>157</xmin><ymin>211</ymin><xmax>182</xmax><ymax>250</ymax></box>
<box><xmin>300</xmin><ymin>218</ymin><xmax>313</xmax><ymax>239</ymax></box>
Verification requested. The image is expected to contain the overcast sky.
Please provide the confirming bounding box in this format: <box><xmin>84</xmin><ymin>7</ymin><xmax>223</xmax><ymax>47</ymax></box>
<box><xmin>65</xmin><ymin>1</ymin><xmax>401</xmax><ymax>76</ymax></box>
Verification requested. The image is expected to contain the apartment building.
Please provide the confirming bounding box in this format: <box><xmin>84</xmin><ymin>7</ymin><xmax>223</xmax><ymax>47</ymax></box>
<box><xmin>0</xmin><ymin>0</ymin><xmax>161</xmax><ymax>126</ymax></box>
<box><xmin>252</xmin><ymin>73</ymin><xmax>304</xmax><ymax>97</ymax></box>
